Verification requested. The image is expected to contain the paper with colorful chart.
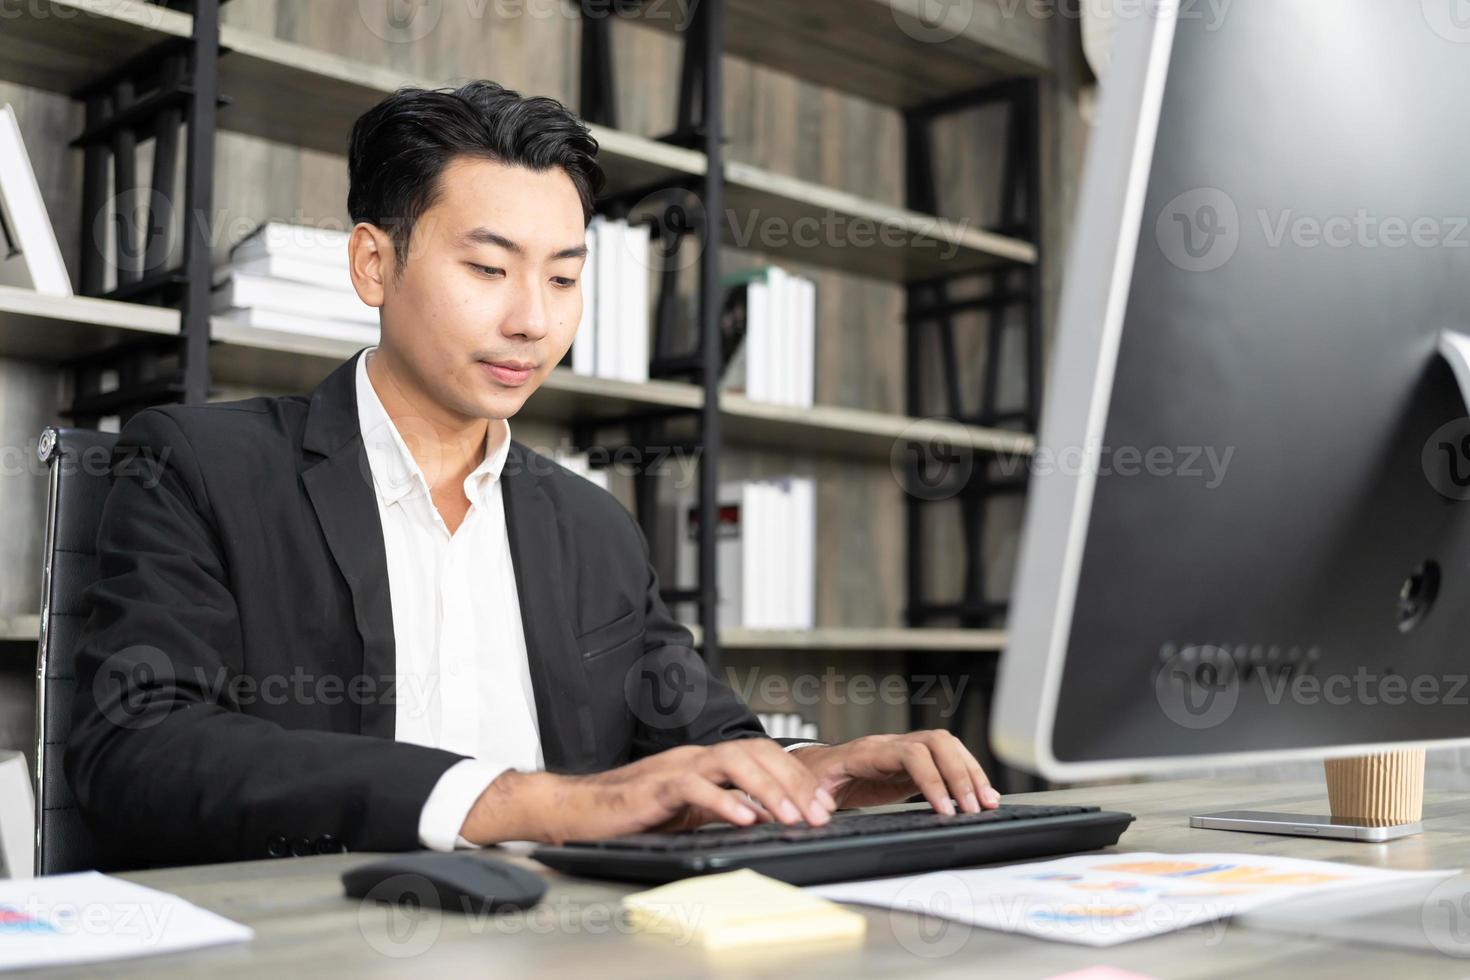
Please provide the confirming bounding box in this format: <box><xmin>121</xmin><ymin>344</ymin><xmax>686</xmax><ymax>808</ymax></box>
<box><xmin>807</xmin><ymin>852</ymin><xmax>1456</xmax><ymax>947</ymax></box>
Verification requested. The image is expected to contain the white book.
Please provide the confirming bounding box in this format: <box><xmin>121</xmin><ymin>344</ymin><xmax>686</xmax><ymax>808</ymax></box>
<box><xmin>0</xmin><ymin>751</ymin><xmax>33</xmax><ymax>879</ymax></box>
<box><xmin>220</xmin><ymin>307</ymin><xmax>379</xmax><ymax>345</ymax></box>
<box><xmin>764</xmin><ymin>267</ymin><xmax>788</xmax><ymax>406</ymax></box>
<box><xmin>775</xmin><ymin>479</ymin><xmax>796</xmax><ymax>627</ymax></box>
<box><xmin>745</xmin><ymin>279</ymin><xmax>770</xmax><ymax>403</ymax></box>
<box><xmin>741</xmin><ymin>482</ymin><xmax>769</xmax><ymax>629</ymax></box>
<box><xmin>620</xmin><ymin>220</ymin><xmax>651</xmax><ymax>383</ymax></box>
<box><xmin>220</xmin><ymin>253</ymin><xmax>355</xmax><ymax>292</ymax></box>
<box><xmin>789</xmin><ymin>476</ymin><xmax>816</xmax><ymax>629</ymax></box>
<box><xmin>213</xmin><ymin>272</ymin><xmax>378</xmax><ymax>325</ymax></box>
<box><xmin>594</xmin><ymin>218</ymin><xmax>622</xmax><ymax>381</ymax></box>
<box><xmin>572</xmin><ymin>220</ymin><xmax>598</xmax><ymax>376</ymax></box>
<box><xmin>231</xmin><ymin>221</ymin><xmax>351</xmax><ymax>268</ymax></box>
<box><xmin>787</xmin><ymin>274</ymin><xmax>806</xmax><ymax>406</ymax></box>
<box><xmin>797</xmin><ymin>276</ymin><xmax>817</xmax><ymax>408</ymax></box>
<box><xmin>0</xmin><ymin>105</ymin><xmax>71</xmax><ymax>295</ymax></box>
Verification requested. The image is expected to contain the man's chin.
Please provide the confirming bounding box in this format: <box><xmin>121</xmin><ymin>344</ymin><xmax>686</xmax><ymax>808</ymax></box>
<box><xmin>476</xmin><ymin>384</ymin><xmax>538</xmax><ymax>420</ymax></box>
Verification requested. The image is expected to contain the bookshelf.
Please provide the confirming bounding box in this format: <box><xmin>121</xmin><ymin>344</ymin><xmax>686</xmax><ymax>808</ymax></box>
<box><xmin>0</xmin><ymin>0</ymin><xmax>1074</xmax><ymax>750</ymax></box>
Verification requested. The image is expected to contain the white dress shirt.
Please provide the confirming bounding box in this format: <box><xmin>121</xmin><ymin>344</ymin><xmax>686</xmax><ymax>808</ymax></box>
<box><xmin>356</xmin><ymin>347</ymin><xmax>821</xmax><ymax>850</ymax></box>
<box><xmin>356</xmin><ymin>347</ymin><xmax>540</xmax><ymax>850</ymax></box>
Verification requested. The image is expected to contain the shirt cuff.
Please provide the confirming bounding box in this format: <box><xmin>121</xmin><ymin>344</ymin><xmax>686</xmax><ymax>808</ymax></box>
<box><xmin>417</xmin><ymin>759</ymin><xmax>508</xmax><ymax>852</ymax></box>
<box><xmin>783</xmin><ymin>741</ymin><xmax>826</xmax><ymax>752</ymax></box>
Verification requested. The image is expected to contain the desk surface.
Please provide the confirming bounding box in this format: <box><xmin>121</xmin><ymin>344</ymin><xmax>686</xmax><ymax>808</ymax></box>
<box><xmin>32</xmin><ymin>777</ymin><xmax>1470</xmax><ymax>978</ymax></box>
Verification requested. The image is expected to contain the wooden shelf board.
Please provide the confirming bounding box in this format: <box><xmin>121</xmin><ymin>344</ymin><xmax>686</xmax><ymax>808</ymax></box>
<box><xmin>721</xmin><ymin>393</ymin><xmax>1035</xmax><ymax>458</ymax></box>
<box><xmin>0</xmin><ymin>0</ymin><xmax>193</xmax><ymax>94</ymax></box>
<box><xmin>723</xmin><ymin>160</ymin><xmax>1035</xmax><ymax>280</ymax></box>
<box><xmin>687</xmin><ymin>625</ymin><xmax>1008</xmax><ymax>652</ymax></box>
<box><xmin>628</xmin><ymin>0</ymin><xmax>1053</xmax><ymax>108</ymax></box>
<box><xmin>0</xmin><ymin>287</ymin><xmax>178</xmax><ymax>362</ymax></box>
<box><xmin>0</xmin><ymin>614</ymin><xmax>40</xmax><ymax>643</ymax></box>
<box><xmin>212</xmin><ymin>28</ymin><xmax>706</xmax><ymax>197</ymax></box>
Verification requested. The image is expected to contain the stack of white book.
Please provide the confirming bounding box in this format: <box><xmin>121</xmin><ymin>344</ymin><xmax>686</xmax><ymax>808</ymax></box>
<box><xmin>212</xmin><ymin>222</ymin><xmax>377</xmax><ymax>344</ymax></box>
<box><xmin>758</xmin><ymin>712</ymin><xmax>820</xmax><ymax>741</ymax></box>
<box><xmin>674</xmin><ymin>476</ymin><xmax>816</xmax><ymax>630</ymax></box>
<box><xmin>571</xmin><ymin>214</ymin><xmax>651</xmax><ymax>384</ymax></box>
<box><xmin>720</xmin><ymin>266</ymin><xmax>816</xmax><ymax>408</ymax></box>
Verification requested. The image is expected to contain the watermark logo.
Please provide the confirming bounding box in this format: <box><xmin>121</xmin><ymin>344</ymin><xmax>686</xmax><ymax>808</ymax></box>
<box><xmin>627</xmin><ymin>187</ymin><xmax>705</xmax><ymax>274</ymax></box>
<box><xmin>891</xmin><ymin>871</ymin><xmax>973</xmax><ymax>958</ymax></box>
<box><xmin>890</xmin><ymin>418</ymin><xmax>976</xmax><ymax>501</ymax></box>
<box><xmin>1422</xmin><ymin>418</ymin><xmax>1470</xmax><ymax>501</ymax></box>
<box><xmin>892</xmin><ymin>0</ymin><xmax>975</xmax><ymax>43</ymax></box>
<box><xmin>359</xmin><ymin>0</ymin><xmax>444</xmax><ymax>43</ymax></box>
<box><xmin>1154</xmin><ymin>646</ymin><xmax>1240</xmax><ymax>730</ymax></box>
<box><xmin>93</xmin><ymin>645</ymin><xmax>175</xmax><ymax>731</ymax></box>
<box><xmin>1423</xmin><ymin>0</ymin><xmax>1470</xmax><ymax>43</ymax></box>
<box><xmin>625</xmin><ymin>648</ymin><xmax>709</xmax><ymax>730</ymax></box>
<box><xmin>1422</xmin><ymin>877</ymin><xmax>1470</xmax><ymax>956</ymax></box>
<box><xmin>357</xmin><ymin>874</ymin><xmax>442</xmax><ymax>958</ymax></box>
<box><xmin>1156</xmin><ymin>187</ymin><xmax>1240</xmax><ymax>273</ymax></box>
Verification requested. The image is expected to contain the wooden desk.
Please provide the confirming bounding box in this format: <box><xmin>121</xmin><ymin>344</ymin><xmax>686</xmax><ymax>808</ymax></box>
<box><xmin>34</xmin><ymin>777</ymin><xmax>1470</xmax><ymax>978</ymax></box>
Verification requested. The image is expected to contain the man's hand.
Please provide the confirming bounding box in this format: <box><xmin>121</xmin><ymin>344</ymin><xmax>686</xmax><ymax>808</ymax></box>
<box><xmin>459</xmin><ymin>739</ymin><xmax>838</xmax><ymax>845</ymax></box>
<box><xmin>789</xmin><ymin>731</ymin><xmax>1001</xmax><ymax>815</ymax></box>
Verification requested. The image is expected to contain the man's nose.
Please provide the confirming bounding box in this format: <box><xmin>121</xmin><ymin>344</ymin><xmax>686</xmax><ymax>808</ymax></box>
<box><xmin>503</xmin><ymin>279</ymin><xmax>550</xmax><ymax>341</ymax></box>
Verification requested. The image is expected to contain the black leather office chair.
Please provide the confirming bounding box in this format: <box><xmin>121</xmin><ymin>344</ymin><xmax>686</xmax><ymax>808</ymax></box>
<box><xmin>34</xmin><ymin>425</ymin><xmax>117</xmax><ymax>875</ymax></box>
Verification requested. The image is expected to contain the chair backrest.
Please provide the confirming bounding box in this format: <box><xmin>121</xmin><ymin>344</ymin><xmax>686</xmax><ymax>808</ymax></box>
<box><xmin>34</xmin><ymin>425</ymin><xmax>118</xmax><ymax>875</ymax></box>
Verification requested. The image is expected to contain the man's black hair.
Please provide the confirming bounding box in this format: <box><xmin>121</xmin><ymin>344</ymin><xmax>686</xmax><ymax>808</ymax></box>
<box><xmin>347</xmin><ymin>80</ymin><xmax>604</xmax><ymax>273</ymax></box>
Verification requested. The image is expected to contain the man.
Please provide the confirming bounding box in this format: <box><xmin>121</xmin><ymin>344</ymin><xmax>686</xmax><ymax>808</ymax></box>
<box><xmin>66</xmin><ymin>81</ymin><xmax>999</xmax><ymax>868</ymax></box>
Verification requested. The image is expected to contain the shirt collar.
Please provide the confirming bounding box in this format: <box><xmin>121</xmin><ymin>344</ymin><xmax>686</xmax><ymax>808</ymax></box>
<box><xmin>355</xmin><ymin>346</ymin><xmax>511</xmax><ymax>508</ymax></box>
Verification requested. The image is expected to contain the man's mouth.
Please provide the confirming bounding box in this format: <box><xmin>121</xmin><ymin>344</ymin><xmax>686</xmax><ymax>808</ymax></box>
<box><xmin>480</xmin><ymin>359</ymin><xmax>536</xmax><ymax>387</ymax></box>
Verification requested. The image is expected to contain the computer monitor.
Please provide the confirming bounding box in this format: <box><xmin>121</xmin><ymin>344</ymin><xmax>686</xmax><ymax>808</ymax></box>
<box><xmin>992</xmin><ymin>0</ymin><xmax>1470</xmax><ymax>787</ymax></box>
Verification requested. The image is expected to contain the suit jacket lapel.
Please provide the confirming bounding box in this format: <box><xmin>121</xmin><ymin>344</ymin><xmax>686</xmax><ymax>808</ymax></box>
<box><xmin>501</xmin><ymin>443</ymin><xmax>597</xmax><ymax>772</ymax></box>
<box><xmin>300</xmin><ymin>349</ymin><xmax>398</xmax><ymax>739</ymax></box>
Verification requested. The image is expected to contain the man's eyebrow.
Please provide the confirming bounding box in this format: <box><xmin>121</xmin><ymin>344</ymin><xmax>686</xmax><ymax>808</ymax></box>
<box><xmin>457</xmin><ymin>226</ymin><xmax>588</xmax><ymax>261</ymax></box>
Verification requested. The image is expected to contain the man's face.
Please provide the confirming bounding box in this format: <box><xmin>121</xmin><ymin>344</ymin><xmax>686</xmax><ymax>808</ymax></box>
<box><xmin>366</xmin><ymin>155</ymin><xmax>587</xmax><ymax>423</ymax></box>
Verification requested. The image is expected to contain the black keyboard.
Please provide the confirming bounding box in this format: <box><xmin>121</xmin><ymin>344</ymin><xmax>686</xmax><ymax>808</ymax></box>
<box><xmin>532</xmin><ymin>803</ymin><xmax>1135</xmax><ymax>885</ymax></box>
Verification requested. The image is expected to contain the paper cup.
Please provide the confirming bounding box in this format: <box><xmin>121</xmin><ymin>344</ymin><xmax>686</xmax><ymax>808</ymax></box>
<box><xmin>1324</xmin><ymin>749</ymin><xmax>1426</xmax><ymax>825</ymax></box>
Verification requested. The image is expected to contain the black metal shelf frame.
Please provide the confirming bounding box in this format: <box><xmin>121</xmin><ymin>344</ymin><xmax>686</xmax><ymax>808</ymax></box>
<box><xmin>902</xmin><ymin>79</ymin><xmax>1044</xmax><ymax>791</ymax></box>
<box><xmin>66</xmin><ymin>0</ymin><xmax>224</xmax><ymax>427</ymax></box>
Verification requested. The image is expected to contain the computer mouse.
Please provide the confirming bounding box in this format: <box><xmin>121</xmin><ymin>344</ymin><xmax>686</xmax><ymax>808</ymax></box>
<box><xmin>341</xmin><ymin>853</ymin><xmax>547</xmax><ymax>913</ymax></box>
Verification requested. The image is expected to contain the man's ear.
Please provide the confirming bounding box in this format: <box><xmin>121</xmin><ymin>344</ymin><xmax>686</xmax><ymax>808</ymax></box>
<box><xmin>347</xmin><ymin>222</ymin><xmax>394</xmax><ymax>308</ymax></box>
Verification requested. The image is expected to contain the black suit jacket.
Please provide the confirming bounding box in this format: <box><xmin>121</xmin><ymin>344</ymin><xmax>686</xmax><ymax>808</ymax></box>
<box><xmin>66</xmin><ymin>349</ymin><xmax>772</xmax><ymax>867</ymax></box>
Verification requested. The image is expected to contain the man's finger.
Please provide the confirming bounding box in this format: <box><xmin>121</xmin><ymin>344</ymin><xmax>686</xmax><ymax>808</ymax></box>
<box><xmin>675</xmin><ymin>772</ymin><xmax>758</xmax><ymax>826</ymax></box>
<box><xmin>924</xmin><ymin>731</ymin><xmax>984</xmax><ymax>813</ymax></box>
<box><xmin>703</xmin><ymin>744</ymin><xmax>810</xmax><ymax>825</ymax></box>
<box><xmin>899</xmin><ymin>743</ymin><xmax>954</xmax><ymax>816</ymax></box>
<box><xmin>746</xmin><ymin>739</ymin><xmax>831</xmax><ymax>825</ymax></box>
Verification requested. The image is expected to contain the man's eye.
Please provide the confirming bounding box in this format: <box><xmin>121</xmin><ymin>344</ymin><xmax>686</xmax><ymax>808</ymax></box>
<box><xmin>552</xmin><ymin>277</ymin><xmax>577</xmax><ymax>288</ymax></box>
<box><xmin>472</xmin><ymin>264</ymin><xmax>504</xmax><ymax>277</ymax></box>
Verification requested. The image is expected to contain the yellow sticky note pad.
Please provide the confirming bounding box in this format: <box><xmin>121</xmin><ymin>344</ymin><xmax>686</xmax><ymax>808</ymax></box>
<box><xmin>622</xmin><ymin>868</ymin><xmax>867</xmax><ymax>950</ymax></box>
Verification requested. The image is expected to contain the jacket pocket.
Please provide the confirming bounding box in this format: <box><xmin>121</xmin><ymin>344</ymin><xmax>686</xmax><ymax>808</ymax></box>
<box><xmin>576</xmin><ymin>605</ymin><xmax>640</xmax><ymax>661</ymax></box>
